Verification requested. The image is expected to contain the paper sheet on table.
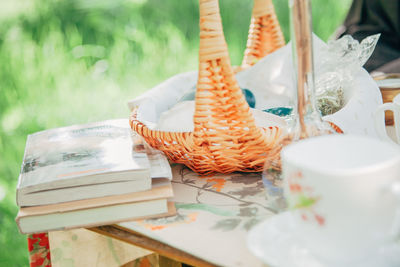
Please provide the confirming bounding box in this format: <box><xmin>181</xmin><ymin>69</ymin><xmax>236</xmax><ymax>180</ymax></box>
<box><xmin>118</xmin><ymin>164</ymin><xmax>280</xmax><ymax>267</ymax></box>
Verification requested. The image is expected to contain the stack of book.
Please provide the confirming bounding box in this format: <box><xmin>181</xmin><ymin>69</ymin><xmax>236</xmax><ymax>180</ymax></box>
<box><xmin>15</xmin><ymin>119</ymin><xmax>174</xmax><ymax>234</ymax></box>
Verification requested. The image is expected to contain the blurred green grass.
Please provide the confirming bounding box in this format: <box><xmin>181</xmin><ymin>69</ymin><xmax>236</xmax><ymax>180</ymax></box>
<box><xmin>0</xmin><ymin>0</ymin><xmax>351</xmax><ymax>265</ymax></box>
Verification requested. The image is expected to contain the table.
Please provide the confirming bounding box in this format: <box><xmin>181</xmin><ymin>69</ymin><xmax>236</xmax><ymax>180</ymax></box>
<box><xmin>27</xmin><ymin>126</ymin><xmax>398</xmax><ymax>267</ymax></box>
<box><xmin>29</xmin><ymin>163</ymin><xmax>281</xmax><ymax>267</ymax></box>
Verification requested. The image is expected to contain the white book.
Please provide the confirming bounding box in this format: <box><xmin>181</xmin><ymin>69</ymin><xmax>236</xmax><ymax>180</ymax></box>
<box><xmin>131</xmin><ymin>130</ymin><xmax>173</xmax><ymax>180</ymax></box>
<box><xmin>16</xmin><ymin>119</ymin><xmax>151</xmax><ymax>207</ymax></box>
<box><xmin>147</xmin><ymin>148</ymin><xmax>172</xmax><ymax>180</ymax></box>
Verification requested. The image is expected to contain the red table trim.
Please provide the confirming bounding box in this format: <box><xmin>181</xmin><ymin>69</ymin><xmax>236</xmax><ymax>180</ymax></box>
<box><xmin>28</xmin><ymin>233</ymin><xmax>51</xmax><ymax>267</ymax></box>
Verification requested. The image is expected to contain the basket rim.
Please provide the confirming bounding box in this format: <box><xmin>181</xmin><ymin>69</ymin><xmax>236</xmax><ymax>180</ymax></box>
<box><xmin>131</xmin><ymin>108</ymin><xmax>343</xmax><ymax>134</ymax></box>
<box><xmin>130</xmin><ymin>107</ymin><xmax>289</xmax><ymax>135</ymax></box>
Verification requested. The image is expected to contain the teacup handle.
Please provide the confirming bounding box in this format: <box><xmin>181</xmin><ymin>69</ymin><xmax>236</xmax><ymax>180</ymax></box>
<box><xmin>373</xmin><ymin>103</ymin><xmax>400</xmax><ymax>144</ymax></box>
<box><xmin>389</xmin><ymin>181</ymin><xmax>400</xmax><ymax>237</ymax></box>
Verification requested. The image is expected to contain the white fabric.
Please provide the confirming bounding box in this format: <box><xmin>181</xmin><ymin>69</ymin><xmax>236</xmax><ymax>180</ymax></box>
<box><xmin>156</xmin><ymin>101</ymin><xmax>287</xmax><ymax>132</ymax></box>
<box><xmin>128</xmin><ymin>36</ymin><xmax>383</xmax><ymax>137</ymax></box>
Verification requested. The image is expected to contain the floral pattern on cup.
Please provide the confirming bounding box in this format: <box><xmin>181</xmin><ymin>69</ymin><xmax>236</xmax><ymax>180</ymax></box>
<box><xmin>288</xmin><ymin>171</ymin><xmax>325</xmax><ymax>226</ymax></box>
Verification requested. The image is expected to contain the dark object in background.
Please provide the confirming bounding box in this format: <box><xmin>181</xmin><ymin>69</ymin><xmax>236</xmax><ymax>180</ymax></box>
<box><xmin>336</xmin><ymin>0</ymin><xmax>400</xmax><ymax>73</ymax></box>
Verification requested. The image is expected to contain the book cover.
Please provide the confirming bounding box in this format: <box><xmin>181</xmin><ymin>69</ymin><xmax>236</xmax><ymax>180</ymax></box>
<box><xmin>17</xmin><ymin>119</ymin><xmax>151</xmax><ymax>206</ymax></box>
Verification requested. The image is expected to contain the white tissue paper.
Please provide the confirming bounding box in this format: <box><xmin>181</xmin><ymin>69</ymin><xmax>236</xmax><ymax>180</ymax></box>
<box><xmin>156</xmin><ymin>101</ymin><xmax>287</xmax><ymax>132</ymax></box>
<box><xmin>128</xmin><ymin>35</ymin><xmax>383</xmax><ymax>137</ymax></box>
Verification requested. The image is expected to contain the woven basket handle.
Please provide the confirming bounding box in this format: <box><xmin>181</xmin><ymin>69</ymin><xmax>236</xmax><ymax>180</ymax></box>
<box><xmin>242</xmin><ymin>0</ymin><xmax>285</xmax><ymax>68</ymax></box>
<box><xmin>193</xmin><ymin>0</ymin><xmax>260</xmax><ymax>139</ymax></box>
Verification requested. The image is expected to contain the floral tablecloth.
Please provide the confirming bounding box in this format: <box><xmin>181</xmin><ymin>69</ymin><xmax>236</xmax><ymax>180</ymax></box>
<box><xmin>28</xmin><ymin>229</ymin><xmax>154</xmax><ymax>267</ymax></box>
<box><xmin>28</xmin><ymin>233</ymin><xmax>51</xmax><ymax>267</ymax></box>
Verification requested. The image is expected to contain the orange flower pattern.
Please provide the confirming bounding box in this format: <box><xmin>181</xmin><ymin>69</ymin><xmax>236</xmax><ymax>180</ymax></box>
<box><xmin>136</xmin><ymin>212</ymin><xmax>199</xmax><ymax>231</ymax></box>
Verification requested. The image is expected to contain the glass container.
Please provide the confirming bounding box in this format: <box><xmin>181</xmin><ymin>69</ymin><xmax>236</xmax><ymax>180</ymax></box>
<box><xmin>262</xmin><ymin>0</ymin><xmax>336</xmax><ymax>210</ymax></box>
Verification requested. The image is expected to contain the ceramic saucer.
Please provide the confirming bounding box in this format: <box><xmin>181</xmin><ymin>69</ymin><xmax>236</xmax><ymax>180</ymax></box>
<box><xmin>247</xmin><ymin>211</ymin><xmax>400</xmax><ymax>267</ymax></box>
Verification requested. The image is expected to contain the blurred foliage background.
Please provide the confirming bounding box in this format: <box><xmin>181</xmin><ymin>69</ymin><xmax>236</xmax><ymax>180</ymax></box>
<box><xmin>0</xmin><ymin>0</ymin><xmax>351</xmax><ymax>265</ymax></box>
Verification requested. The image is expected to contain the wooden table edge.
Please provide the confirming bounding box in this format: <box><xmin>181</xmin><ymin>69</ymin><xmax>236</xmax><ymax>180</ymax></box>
<box><xmin>88</xmin><ymin>225</ymin><xmax>217</xmax><ymax>267</ymax></box>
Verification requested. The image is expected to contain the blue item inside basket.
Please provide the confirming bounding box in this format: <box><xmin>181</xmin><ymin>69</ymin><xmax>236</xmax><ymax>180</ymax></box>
<box><xmin>263</xmin><ymin>107</ymin><xmax>293</xmax><ymax>117</ymax></box>
<box><xmin>241</xmin><ymin>88</ymin><xmax>256</xmax><ymax>108</ymax></box>
<box><xmin>179</xmin><ymin>87</ymin><xmax>256</xmax><ymax>108</ymax></box>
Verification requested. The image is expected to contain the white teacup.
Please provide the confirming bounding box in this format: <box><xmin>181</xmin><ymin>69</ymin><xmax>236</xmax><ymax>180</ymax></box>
<box><xmin>281</xmin><ymin>134</ymin><xmax>400</xmax><ymax>263</ymax></box>
<box><xmin>374</xmin><ymin>93</ymin><xmax>400</xmax><ymax>144</ymax></box>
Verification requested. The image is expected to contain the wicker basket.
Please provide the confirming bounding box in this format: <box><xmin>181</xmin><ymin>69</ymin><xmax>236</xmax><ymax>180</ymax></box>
<box><xmin>130</xmin><ymin>0</ymin><xmax>287</xmax><ymax>175</ymax></box>
<box><xmin>241</xmin><ymin>0</ymin><xmax>285</xmax><ymax>68</ymax></box>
